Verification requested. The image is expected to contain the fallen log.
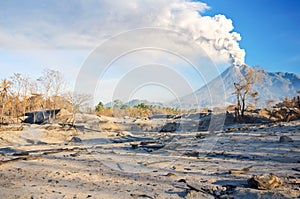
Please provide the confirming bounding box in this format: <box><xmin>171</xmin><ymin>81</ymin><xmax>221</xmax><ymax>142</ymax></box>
<box><xmin>229</xmin><ymin>166</ymin><xmax>253</xmax><ymax>175</ymax></box>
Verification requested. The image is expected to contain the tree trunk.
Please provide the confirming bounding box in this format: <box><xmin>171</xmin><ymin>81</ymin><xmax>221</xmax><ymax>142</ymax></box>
<box><xmin>236</xmin><ymin>90</ymin><xmax>242</xmax><ymax>121</ymax></box>
<box><xmin>237</xmin><ymin>93</ymin><xmax>241</xmax><ymax>114</ymax></box>
<box><xmin>241</xmin><ymin>98</ymin><xmax>246</xmax><ymax>117</ymax></box>
<box><xmin>1</xmin><ymin>101</ymin><xmax>4</xmax><ymax>124</ymax></box>
<box><xmin>241</xmin><ymin>90</ymin><xmax>249</xmax><ymax>118</ymax></box>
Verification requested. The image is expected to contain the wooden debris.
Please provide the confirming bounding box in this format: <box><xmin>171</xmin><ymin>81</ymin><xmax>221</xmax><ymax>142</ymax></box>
<box><xmin>182</xmin><ymin>151</ymin><xmax>199</xmax><ymax>157</ymax></box>
<box><xmin>12</xmin><ymin>151</ymin><xmax>30</xmax><ymax>156</ymax></box>
<box><xmin>229</xmin><ymin>166</ymin><xmax>253</xmax><ymax>175</ymax></box>
<box><xmin>178</xmin><ymin>179</ymin><xmax>202</xmax><ymax>192</ymax></box>
<box><xmin>130</xmin><ymin>193</ymin><xmax>154</xmax><ymax>199</ymax></box>
<box><xmin>165</xmin><ymin>172</ymin><xmax>176</xmax><ymax>177</ymax></box>
<box><xmin>130</xmin><ymin>141</ymin><xmax>165</xmax><ymax>150</ymax></box>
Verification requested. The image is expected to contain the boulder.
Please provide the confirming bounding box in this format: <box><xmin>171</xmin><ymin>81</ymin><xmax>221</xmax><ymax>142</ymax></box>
<box><xmin>248</xmin><ymin>173</ymin><xmax>284</xmax><ymax>190</ymax></box>
<box><xmin>279</xmin><ymin>135</ymin><xmax>293</xmax><ymax>143</ymax></box>
<box><xmin>24</xmin><ymin>109</ymin><xmax>60</xmax><ymax>124</ymax></box>
<box><xmin>69</xmin><ymin>136</ymin><xmax>82</xmax><ymax>143</ymax></box>
<box><xmin>159</xmin><ymin>122</ymin><xmax>179</xmax><ymax>132</ymax></box>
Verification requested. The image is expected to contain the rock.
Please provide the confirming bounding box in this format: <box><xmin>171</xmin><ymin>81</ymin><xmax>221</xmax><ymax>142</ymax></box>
<box><xmin>159</xmin><ymin>122</ymin><xmax>179</xmax><ymax>132</ymax></box>
<box><xmin>116</xmin><ymin>131</ymin><xmax>133</xmax><ymax>137</ymax></box>
<box><xmin>247</xmin><ymin>173</ymin><xmax>284</xmax><ymax>190</ymax></box>
<box><xmin>149</xmin><ymin>114</ymin><xmax>173</xmax><ymax>119</ymax></box>
<box><xmin>131</xmin><ymin>144</ymin><xmax>139</xmax><ymax>149</ymax></box>
<box><xmin>130</xmin><ymin>194</ymin><xmax>154</xmax><ymax>199</ymax></box>
<box><xmin>24</xmin><ymin>109</ymin><xmax>60</xmax><ymax>124</ymax></box>
<box><xmin>69</xmin><ymin>136</ymin><xmax>82</xmax><ymax>143</ymax></box>
<box><xmin>183</xmin><ymin>151</ymin><xmax>199</xmax><ymax>157</ymax></box>
<box><xmin>279</xmin><ymin>135</ymin><xmax>293</xmax><ymax>143</ymax></box>
<box><xmin>165</xmin><ymin>173</ymin><xmax>176</xmax><ymax>177</ymax></box>
<box><xmin>12</xmin><ymin>151</ymin><xmax>29</xmax><ymax>156</ymax></box>
<box><xmin>186</xmin><ymin>189</ymin><xmax>213</xmax><ymax>199</ymax></box>
<box><xmin>292</xmin><ymin>167</ymin><xmax>300</xmax><ymax>172</ymax></box>
<box><xmin>195</xmin><ymin>133</ymin><xmax>205</xmax><ymax>139</ymax></box>
<box><xmin>131</xmin><ymin>140</ymin><xmax>165</xmax><ymax>151</ymax></box>
<box><xmin>0</xmin><ymin>147</ymin><xmax>17</xmax><ymax>154</ymax></box>
<box><xmin>70</xmin><ymin>153</ymin><xmax>79</xmax><ymax>157</ymax></box>
<box><xmin>36</xmin><ymin>141</ymin><xmax>47</xmax><ymax>145</ymax></box>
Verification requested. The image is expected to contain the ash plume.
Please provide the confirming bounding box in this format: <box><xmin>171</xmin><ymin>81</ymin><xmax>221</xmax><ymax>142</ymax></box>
<box><xmin>1</xmin><ymin>0</ymin><xmax>246</xmax><ymax>67</ymax></box>
<box><xmin>97</xmin><ymin>0</ymin><xmax>246</xmax><ymax>66</ymax></box>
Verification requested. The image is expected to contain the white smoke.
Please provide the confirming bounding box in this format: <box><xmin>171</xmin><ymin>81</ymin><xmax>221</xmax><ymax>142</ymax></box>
<box><xmin>0</xmin><ymin>0</ymin><xmax>246</xmax><ymax>66</ymax></box>
<box><xmin>95</xmin><ymin>0</ymin><xmax>246</xmax><ymax>66</ymax></box>
<box><xmin>156</xmin><ymin>2</ymin><xmax>246</xmax><ymax>66</ymax></box>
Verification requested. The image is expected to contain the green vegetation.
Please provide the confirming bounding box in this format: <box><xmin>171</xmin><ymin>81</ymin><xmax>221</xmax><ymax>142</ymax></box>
<box><xmin>95</xmin><ymin>101</ymin><xmax>186</xmax><ymax>118</ymax></box>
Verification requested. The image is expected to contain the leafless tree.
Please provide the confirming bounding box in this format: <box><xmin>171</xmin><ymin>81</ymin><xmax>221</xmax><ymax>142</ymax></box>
<box><xmin>10</xmin><ymin>73</ymin><xmax>31</xmax><ymax>116</ymax></box>
<box><xmin>51</xmin><ymin>70</ymin><xmax>65</xmax><ymax>110</ymax></box>
<box><xmin>66</xmin><ymin>92</ymin><xmax>92</xmax><ymax>126</ymax></box>
<box><xmin>38</xmin><ymin>69</ymin><xmax>54</xmax><ymax>109</ymax></box>
<box><xmin>266</xmin><ymin>99</ymin><xmax>276</xmax><ymax>108</ymax></box>
<box><xmin>0</xmin><ymin>79</ymin><xmax>12</xmax><ymax>123</ymax></box>
<box><xmin>234</xmin><ymin>66</ymin><xmax>262</xmax><ymax>121</ymax></box>
<box><xmin>38</xmin><ymin>69</ymin><xmax>66</xmax><ymax>111</ymax></box>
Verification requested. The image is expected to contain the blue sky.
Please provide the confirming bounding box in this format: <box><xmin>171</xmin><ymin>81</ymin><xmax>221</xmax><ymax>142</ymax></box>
<box><xmin>0</xmin><ymin>0</ymin><xmax>299</xmax><ymax>103</ymax></box>
<box><xmin>203</xmin><ymin>0</ymin><xmax>300</xmax><ymax>73</ymax></box>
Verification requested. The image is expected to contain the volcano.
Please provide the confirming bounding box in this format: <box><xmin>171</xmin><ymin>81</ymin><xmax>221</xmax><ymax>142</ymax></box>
<box><xmin>177</xmin><ymin>65</ymin><xmax>300</xmax><ymax>108</ymax></box>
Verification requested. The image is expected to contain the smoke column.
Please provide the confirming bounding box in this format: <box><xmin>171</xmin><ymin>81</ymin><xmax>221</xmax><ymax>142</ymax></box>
<box><xmin>99</xmin><ymin>0</ymin><xmax>246</xmax><ymax>66</ymax></box>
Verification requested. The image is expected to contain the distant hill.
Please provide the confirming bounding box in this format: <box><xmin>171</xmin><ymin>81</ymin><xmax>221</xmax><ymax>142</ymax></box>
<box><xmin>126</xmin><ymin>99</ymin><xmax>165</xmax><ymax>107</ymax></box>
<box><xmin>105</xmin><ymin>99</ymin><xmax>165</xmax><ymax>108</ymax></box>
<box><xmin>177</xmin><ymin>65</ymin><xmax>300</xmax><ymax>108</ymax></box>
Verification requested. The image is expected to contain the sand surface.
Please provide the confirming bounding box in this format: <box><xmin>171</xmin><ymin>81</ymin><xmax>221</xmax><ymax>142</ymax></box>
<box><xmin>0</xmin><ymin>114</ymin><xmax>299</xmax><ymax>198</ymax></box>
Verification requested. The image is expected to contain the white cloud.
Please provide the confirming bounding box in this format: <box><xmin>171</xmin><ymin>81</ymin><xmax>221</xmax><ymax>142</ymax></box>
<box><xmin>0</xmin><ymin>0</ymin><xmax>245</xmax><ymax>66</ymax></box>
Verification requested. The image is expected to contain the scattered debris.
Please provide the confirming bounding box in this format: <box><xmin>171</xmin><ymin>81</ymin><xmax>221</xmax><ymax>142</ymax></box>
<box><xmin>195</xmin><ymin>133</ymin><xmax>206</xmax><ymax>139</ymax></box>
<box><xmin>279</xmin><ymin>135</ymin><xmax>293</xmax><ymax>143</ymax></box>
<box><xmin>165</xmin><ymin>172</ymin><xmax>176</xmax><ymax>177</ymax></box>
<box><xmin>130</xmin><ymin>141</ymin><xmax>165</xmax><ymax>151</ymax></box>
<box><xmin>116</xmin><ymin>131</ymin><xmax>133</xmax><ymax>137</ymax></box>
<box><xmin>12</xmin><ymin>151</ymin><xmax>30</xmax><ymax>156</ymax></box>
<box><xmin>159</xmin><ymin>122</ymin><xmax>179</xmax><ymax>132</ymax></box>
<box><xmin>178</xmin><ymin>179</ymin><xmax>202</xmax><ymax>192</ymax></box>
<box><xmin>112</xmin><ymin>136</ymin><xmax>154</xmax><ymax>144</ymax></box>
<box><xmin>70</xmin><ymin>153</ymin><xmax>80</xmax><ymax>157</ymax></box>
<box><xmin>183</xmin><ymin>151</ymin><xmax>199</xmax><ymax>157</ymax></box>
<box><xmin>69</xmin><ymin>136</ymin><xmax>82</xmax><ymax>143</ymax></box>
<box><xmin>229</xmin><ymin>166</ymin><xmax>253</xmax><ymax>175</ymax></box>
<box><xmin>0</xmin><ymin>112</ymin><xmax>299</xmax><ymax>198</ymax></box>
<box><xmin>291</xmin><ymin>167</ymin><xmax>300</xmax><ymax>172</ymax></box>
<box><xmin>24</xmin><ymin>109</ymin><xmax>60</xmax><ymax>124</ymax></box>
<box><xmin>178</xmin><ymin>179</ymin><xmax>233</xmax><ymax>199</ymax></box>
<box><xmin>0</xmin><ymin>147</ymin><xmax>17</xmax><ymax>154</ymax></box>
<box><xmin>248</xmin><ymin>173</ymin><xmax>284</xmax><ymax>190</ymax></box>
<box><xmin>130</xmin><ymin>193</ymin><xmax>154</xmax><ymax>199</ymax></box>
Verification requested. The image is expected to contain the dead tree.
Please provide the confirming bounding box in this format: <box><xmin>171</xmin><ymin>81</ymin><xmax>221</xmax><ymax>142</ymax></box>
<box><xmin>0</xmin><ymin>79</ymin><xmax>12</xmax><ymax>124</ymax></box>
<box><xmin>233</xmin><ymin>66</ymin><xmax>261</xmax><ymax>122</ymax></box>
<box><xmin>11</xmin><ymin>73</ymin><xmax>32</xmax><ymax>116</ymax></box>
<box><xmin>66</xmin><ymin>92</ymin><xmax>92</xmax><ymax>126</ymax></box>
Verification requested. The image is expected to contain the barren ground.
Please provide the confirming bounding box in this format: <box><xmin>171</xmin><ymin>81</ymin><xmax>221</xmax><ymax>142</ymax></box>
<box><xmin>0</xmin><ymin>114</ymin><xmax>299</xmax><ymax>199</ymax></box>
